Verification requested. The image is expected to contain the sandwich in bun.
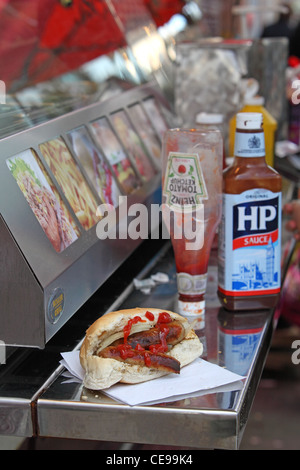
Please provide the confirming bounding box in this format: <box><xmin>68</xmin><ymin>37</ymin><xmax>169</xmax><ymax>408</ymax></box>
<box><xmin>80</xmin><ymin>307</ymin><xmax>203</xmax><ymax>390</ymax></box>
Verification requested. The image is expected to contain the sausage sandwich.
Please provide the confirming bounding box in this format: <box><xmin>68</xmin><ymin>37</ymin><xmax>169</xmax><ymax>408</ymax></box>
<box><xmin>80</xmin><ymin>307</ymin><xmax>203</xmax><ymax>390</ymax></box>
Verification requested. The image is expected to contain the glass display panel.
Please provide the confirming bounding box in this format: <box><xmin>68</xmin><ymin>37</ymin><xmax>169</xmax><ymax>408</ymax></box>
<box><xmin>110</xmin><ymin>110</ymin><xmax>156</xmax><ymax>182</ymax></box>
<box><xmin>39</xmin><ymin>137</ymin><xmax>99</xmax><ymax>231</ymax></box>
<box><xmin>91</xmin><ymin>117</ymin><xmax>140</xmax><ymax>195</ymax></box>
<box><xmin>128</xmin><ymin>103</ymin><xmax>162</xmax><ymax>166</ymax></box>
<box><xmin>143</xmin><ymin>98</ymin><xmax>168</xmax><ymax>140</ymax></box>
<box><xmin>68</xmin><ymin>127</ymin><xmax>121</xmax><ymax>208</ymax></box>
<box><xmin>6</xmin><ymin>149</ymin><xmax>80</xmax><ymax>253</ymax></box>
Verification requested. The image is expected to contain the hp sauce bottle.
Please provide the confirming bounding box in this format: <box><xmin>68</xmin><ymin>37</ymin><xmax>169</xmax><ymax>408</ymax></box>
<box><xmin>218</xmin><ymin>113</ymin><xmax>282</xmax><ymax>311</ymax></box>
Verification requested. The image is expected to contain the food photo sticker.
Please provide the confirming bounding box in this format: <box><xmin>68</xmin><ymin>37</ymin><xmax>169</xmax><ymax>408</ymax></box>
<box><xmin>128</xmin><ymin>103</ymin><xmax>162</xmax><ymax>166</ymax></box>
<box><xmin>143</xmin><ymin>98</ymin><xmax>168</xmax><ymax>141</ymax></box>
<box><xmin>110</xmin><ymin>110</ymin><xmax>156</xmax><ymax>182</ymax></box>
<box><xmin>6</xmin><ymin>149</ymin><xmax>79</xmax><ymax>253</ymax></box>
<box><xmin>90</xmin><ymin>117</ymin><xmax>141</xmax><ymax>195</ymax></box>
<box><xmin>67</xmin><ymin>127</ymin><xmax>121</xmax><ymax>208</ymax></box>
<box><xmin>39</xmin><ymin>137</ymin><xmax>100</xmax><ymax>231</ymax></box>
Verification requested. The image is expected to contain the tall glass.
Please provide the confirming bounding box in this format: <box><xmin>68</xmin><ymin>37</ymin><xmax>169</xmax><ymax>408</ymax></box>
<box><xmin>162</xmin><ymin>128</ymin><xmax>223</xmax><ymax>327</ymax></box>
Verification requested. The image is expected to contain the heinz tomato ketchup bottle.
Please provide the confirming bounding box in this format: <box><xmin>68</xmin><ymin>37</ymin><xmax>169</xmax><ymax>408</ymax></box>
<box><xmin>218</xmin><ymin>113</ymin><xmax>282</xmax><ymax>311</ymax></box>
<box><xmin>162</xmin><ymin>128</ymin><xmax>223</xmax><ymax>328</ymax></box>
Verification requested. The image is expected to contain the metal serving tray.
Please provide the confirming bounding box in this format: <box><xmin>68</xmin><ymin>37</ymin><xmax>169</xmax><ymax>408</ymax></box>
<box><xmin>34</xmin><ymin>243</ymin><xmax>273</xmax><ymax>450</ymax></box>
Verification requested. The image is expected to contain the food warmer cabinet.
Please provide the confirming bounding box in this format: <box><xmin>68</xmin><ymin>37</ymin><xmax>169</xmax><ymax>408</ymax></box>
<box><xmin>0</xmin><ymin>84</ymin><xmax>169</xmax><ymax>349</ymax></box>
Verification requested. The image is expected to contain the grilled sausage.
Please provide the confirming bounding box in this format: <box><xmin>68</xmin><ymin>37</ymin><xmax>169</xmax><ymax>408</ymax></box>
<box><xmin>111</xmin><ymin>321</ymin><xmax>185</xmax><ymax>350</ymax></box>
<box><xmin>99</xmin><ymin>345</ymin><xmax>180</xmax><ymax>374</ymax></box>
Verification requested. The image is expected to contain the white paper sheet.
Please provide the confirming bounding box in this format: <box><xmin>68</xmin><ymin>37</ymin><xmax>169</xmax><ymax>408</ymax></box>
<box><xmin>60</xmin><ymin>351</ymin><xmax>245</xmax><ymax>406</ymax></box>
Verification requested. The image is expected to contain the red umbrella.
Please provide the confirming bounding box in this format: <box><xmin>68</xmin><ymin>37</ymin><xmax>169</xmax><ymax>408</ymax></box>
<box><xmin>0</xmin><ymin>0</ymin><xmax>184</xmax><ymax>91</ymax></box>
<box><xmin>0</xmin><ymin>0</ymin><xmax>126</xmax><ymax>90</ymax></box>
<box><xmin>144</xmin><ymin>0</ymin><xmax>185</xmax><ymax>27</ymax></box>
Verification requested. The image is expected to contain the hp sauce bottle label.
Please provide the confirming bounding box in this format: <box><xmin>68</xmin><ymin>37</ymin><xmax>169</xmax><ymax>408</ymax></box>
<box><xmin>218</xmin><ymin>189</ymin><xmax>281</xmax><ymax>297</ymax></box>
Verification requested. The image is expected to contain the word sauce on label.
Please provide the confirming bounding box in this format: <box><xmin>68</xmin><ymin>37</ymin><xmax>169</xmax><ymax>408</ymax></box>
<box><xmin>218</xmin><ymin>189</ymin><xmax>281</xmax><ymax>297</ymax></box>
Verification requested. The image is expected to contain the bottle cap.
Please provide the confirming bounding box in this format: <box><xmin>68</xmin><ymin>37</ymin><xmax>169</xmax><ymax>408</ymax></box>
<box><xmin>196</xmin><ymin>112</ymin><xmax>224</xmax><ymax>125</ymax></box>
<box><xmin>236</xmin><ymin>112</ymin><xmax>263</xmax><ymax>130</ymax></box>
<box><xmin>245</xmin><ymin>95</ymin><xmax>265</xmax><ymax>106</ymax></box>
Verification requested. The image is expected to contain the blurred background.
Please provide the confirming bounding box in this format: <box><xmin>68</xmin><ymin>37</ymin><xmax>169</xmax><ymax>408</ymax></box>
<box><xmin>1</xmin><ymin>0</ymin><xmax>300</xmax><ymax>140</ymax></box>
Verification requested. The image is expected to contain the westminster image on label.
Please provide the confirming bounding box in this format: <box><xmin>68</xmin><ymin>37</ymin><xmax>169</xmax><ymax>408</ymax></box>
<box><xmin>231</xmin><ymin>195</ymin><xmax>280</xmax><ymax>293</ymax></box>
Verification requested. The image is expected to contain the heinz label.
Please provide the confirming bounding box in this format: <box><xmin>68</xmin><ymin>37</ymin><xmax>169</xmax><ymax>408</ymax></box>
<box><xmin>218</xmin><ymin>189</ymin><xmax>281</xmax><ymax>297</ymax></box>
<box><xmin>163</xmin><ymin>152</ymin><xmax>208</xmax><ymax>211</ymax></box>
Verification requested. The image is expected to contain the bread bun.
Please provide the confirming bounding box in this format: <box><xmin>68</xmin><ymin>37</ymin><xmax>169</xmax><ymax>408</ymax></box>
<box><xmin>80</xmin><ymin>307</ymin><xmax>203</xmax><ymax>390</ymax></box>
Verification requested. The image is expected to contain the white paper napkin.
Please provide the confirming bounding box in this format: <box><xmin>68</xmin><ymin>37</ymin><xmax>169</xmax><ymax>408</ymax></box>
<box><xmin>60</xmin><ymin>351</ymin><xmax>245</xmax><ymax>406</ymax></box>
<box><xmin>60</xmin><ymin>351</ymin><xmax>85</xmax><ymax>382</ymax></box>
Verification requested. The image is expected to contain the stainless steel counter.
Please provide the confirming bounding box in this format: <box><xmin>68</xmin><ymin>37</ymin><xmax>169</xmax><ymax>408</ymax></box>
<box><xmin>0</xmin><ymin>240</ymin><xmax>274</xmax><ymax>450</ymax></box>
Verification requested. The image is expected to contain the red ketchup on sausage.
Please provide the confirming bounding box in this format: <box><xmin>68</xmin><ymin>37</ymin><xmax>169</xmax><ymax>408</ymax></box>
<box><xmin>123</xmin><ymin>316</ymin><xmax>145</xmax><ymax>344</ymax></box>
<box><xmin>121</xmin><ymin>312</ymin><xmax>172</xmax><ymax>364</ymax></box>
